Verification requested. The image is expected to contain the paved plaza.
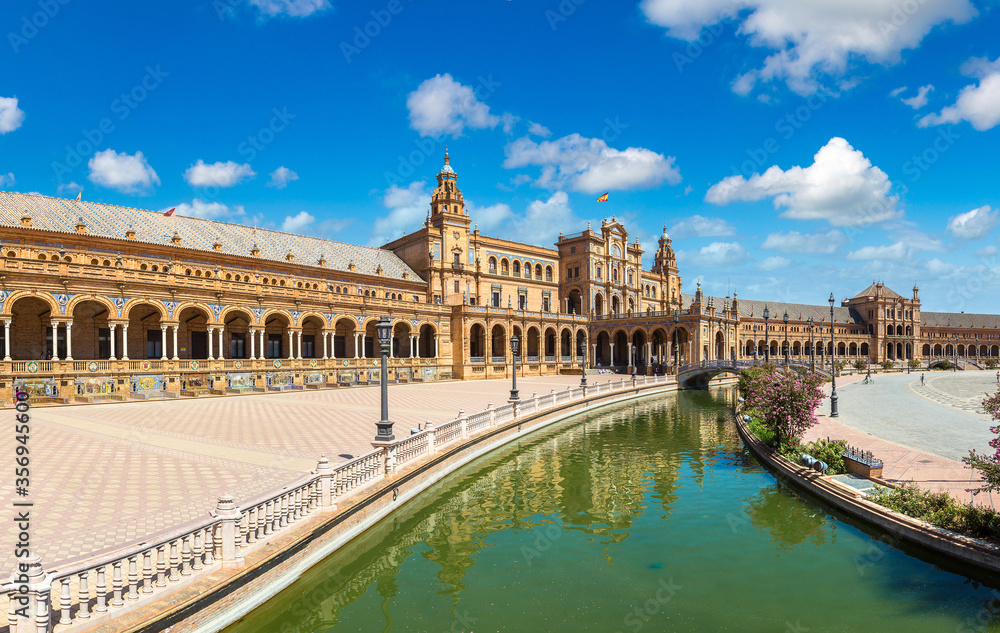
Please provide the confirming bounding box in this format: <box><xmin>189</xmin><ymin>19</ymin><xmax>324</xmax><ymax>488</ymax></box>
<box><xmin>805</xmin><ymin>371</ymin><xmax>998</xmax><ymax>508</ymax></box>
<box><xmin>2</xmin><ymin>375</ymin><xmax>594</xmax><ymax>577</ymax></box>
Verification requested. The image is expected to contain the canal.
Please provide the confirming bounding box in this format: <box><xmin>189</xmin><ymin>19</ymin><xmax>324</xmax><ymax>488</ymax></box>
<box><xmin>225</xmin><ymin>389</ymin><xmax>1000</xmax><ymax>632</ymax></box>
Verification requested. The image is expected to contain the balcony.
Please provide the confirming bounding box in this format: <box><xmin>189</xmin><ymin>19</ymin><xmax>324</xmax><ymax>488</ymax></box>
<box><xmin>451</xmin><ymin>262</ymin><xmax>465</xmax><ymax>271</ymax></box>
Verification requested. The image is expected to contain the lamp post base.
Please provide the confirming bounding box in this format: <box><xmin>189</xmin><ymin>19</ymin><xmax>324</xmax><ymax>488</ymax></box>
<box><xmin>509</xmin><ymin>389</ymin><xmax>519</xmax><ymax>401</ymax></box>
<box><xmin>375</xmin><ymin>421</ymin><xmax>395</xmax><ymax>442</ymax></box>
<box><xmin>830</xmin><ymin>391</ymin><xmax>839</xmax><ymax>418</ymax></box>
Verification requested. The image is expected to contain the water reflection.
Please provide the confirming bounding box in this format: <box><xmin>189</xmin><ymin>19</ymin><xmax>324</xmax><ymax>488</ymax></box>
<box><xmin>225</xmin><ymin>390</ymin><xmax>999</xmax><ymax>633</ymax></box>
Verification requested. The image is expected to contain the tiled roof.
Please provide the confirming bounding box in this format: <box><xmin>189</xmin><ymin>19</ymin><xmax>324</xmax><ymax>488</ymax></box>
<box><xmin>851</xmin><ymin>283</ymin><xmax>903</xmax><ymax>300</ymax></box>
<box><xmin>0</xmin><ymin>191</ymin><xmax>422</xmax><ymax>283</ymax></box>
<box><xmin>921</xmin><ymin>311</ymin><xmax>1000</xmax><ymax>329</ymax></box>
<box><xmin>683</xmin><ymin>294</ymin><xmax>865</xmax><ymax>325</ymax></box>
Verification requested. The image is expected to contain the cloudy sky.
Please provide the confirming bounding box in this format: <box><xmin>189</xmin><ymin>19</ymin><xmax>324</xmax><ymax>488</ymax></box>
<box><xmin>2</xmin><ymin>0</ymin><xmax>1000</xmax><ymax>311</ymax></box>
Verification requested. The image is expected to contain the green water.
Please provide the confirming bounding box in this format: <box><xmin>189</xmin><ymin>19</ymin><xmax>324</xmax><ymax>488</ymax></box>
<box><xmin>225</xmin><ymin>390</ymin><xmax>1000</xmax><ymax>633</ymax></box>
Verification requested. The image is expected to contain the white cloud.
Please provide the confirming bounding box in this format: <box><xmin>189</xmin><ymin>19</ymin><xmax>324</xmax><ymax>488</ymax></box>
<box><xmin>57</xmin><ymin>181</ymin><xmax>81</xmax><ymax>195</ymax></box>
<box><xmin>919</xmin><ymin>56</ymin><xmax>1000</xmax><ymax>131</ymax></box>
<box><xmin>667</xmin><ymin>215</ymin><xmax>735</xmax><ymax>238</ymax></box>
<box><xmin>504</xmin><ymin>133</ymin><xmax>681</xmax><ymax>194</ymax></box>
<box><xmin>267</xmin><ymin>166</ymin><xmax>299</xmax><ymax>189</ymax></box>
<box><xmin>371</xmin><ymin>181</ymin><xmax>431</xmax><ymax>245</ymax></box>
<box><xmin>640</xmin><ymin>0</ymin><xmax>977</xmax><ymax>96</ymax></box>
<box><xmin>0</xmin><ymin>97</ymin><xmax>25</xmax><ymax>134</ymax></box>
<box><xmin>846</xmin><ymin>242</ymin><xmax>909</xmax><ymax>261</ymax></box>
<box><xmin>0</xmin><ymin>172</ymin><xmax>14</xmax><ymax>188</ymax></box>
<box><xmin>184</xmin><ymin>160</ymin><xmax>255</xmax><ymax>188</ymax></box>
<box><xmin>281</xmin><ymin>211</ymin><xmax>315</xmax><ymax>233</ymax></box>
<box><xmin>761</xmin><ymin>229</ymin><xmax>848</xmax><ymax>253</ymax></box>
<box><xmin>947</xmin><ymin>205</ymin><xmax>998</xmax><ymax>239</ymax></box>
<box><xmin>679</xmin><ymin>241</ymin><xmax>749</xmax><ymax>268</ymax></box>
<box><xmin>466</xmin><ymin>201</ymin><xmax>513</xmax><ymax>233</ymax></box>
<box><xmin>407</xmin><ymin>74</ymin><xmax>501</xmax><ymax>138</ymax></box>
<box><xmin>900</xmin><ymin>84</ymin><xmax>934</xmax><ymax>109</ymax></box>
<box><xmin>164</xmin><ymin>199</ymin><xmax>246</xmax><ymax>220</ymax></box>
<box><xmin>759</xmin><ymin>256</ymin><xmax>790</xmax><ymax>271</ymax></box>
<box><xmin>513</xmin><ymin>192</ymin><xmax>579</xmax><ymax>246</ymax></box>
<box><xmin>528</xmin><ymin>122</ymin><xmax>551</xmax><ymax>137</ymax></box>
<box><xmin>249</xmin><ymin>0</ymin><xmax>330</xmax><ymax>17</ymax></box>
<box><xmin>974</xmin><ymin>245</ymin><xmax>998</xmax><ymax>257</ymax></box>
<box><xmin>88</xmin><ymin>149</ymin><xmax>160</xmax><ymax>195</ymax></box>
<box><xmin>705</xmin><ymin>137</ymin><xmax>900</xmax><ymax>226</ymax></box>
<box><xmin>890</xmin><ymin>86</ymin><xmax>907</xmax><ymax>97</ymax></box>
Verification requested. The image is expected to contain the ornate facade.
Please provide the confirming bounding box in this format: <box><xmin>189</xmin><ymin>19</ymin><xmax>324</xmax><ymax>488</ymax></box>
<box><xmin>0</xmin><ymin>152</ymin><xmax>995</xmax><ymax>402</ymax></box>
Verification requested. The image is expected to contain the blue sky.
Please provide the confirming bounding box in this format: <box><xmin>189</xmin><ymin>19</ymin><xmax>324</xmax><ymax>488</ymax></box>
<box><xmin>2</xmin><ymin>0</ymin><xmax>1000</xmax><ymax>312</ymax></box>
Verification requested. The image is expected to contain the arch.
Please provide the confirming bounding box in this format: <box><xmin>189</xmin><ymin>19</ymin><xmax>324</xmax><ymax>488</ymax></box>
<box><xmin>64</xmin><ymin>294</ymin><xmax>117</xmax><ymax>320</ymax></box>
<box><xmin>613</xmin><ymin>330</ymin><xmax>629</xmax><ymax>366</ymax></box>
<box><xmin>124</xmin><ymin>299</ymin><xmax>167</xmax><ymax>321</ymax></box>
<box><xmin>218</xmin><ymin>306</ymin><xmax>255</xmax><ymax>326</ymax></box>
<box><xmin>567</xmin><ymin>288</ymin><xmax>583</xmax><ymax>315</ymax></box>
<box><xmin>611</xmin><ymin>295</ymin><xmax>621</xmax><ymax>315</ymax></box>
<box><xmin>177</xmin><ymin>306</ymin><xmax>212</xmax><ymax>359</ymax></box>
<box><xmin>500</xmin><ymin>258</ymin><xmax>510</xmax><ymax>275</ymax></box>
<box><xmin>596</xmin><ymin>330</ymin><xmax>611</xmax><ymax>367</ymax></box>
<box><xmin>2</xmin><ymin>290</ymin><xmax>60</xmax><ymax>317</ymax></box>
<box><xmin>6</xmin><ymin>295</ymin><xmax>59</xmax><ymax>360</ymax></box>
<box><xmin>560</xmin><ymin>327</ymin><xmax>572</xmax><ymax>358</ymax></box>
<box><xmin>594</xmin><ymin>293</ymin><xmax>605</xmax><ymax>317</ymax></box>
<box><xmin>545</xmin><ymin>265</ymin><xmax>553</xmax><ymax>282</ymax></box>
<box><xmin>469</xmin><ymin>323</ymin><xmax>486</xmax><ymax>359</ymax></box>
<box><xmin>263</xmin><ymin>312</ymin><xmax>292</xmax><ymax>359</ymax></box>
<box><xmin>632</xmin><ymin>328</ymin><xmax>648</xmax><ymax>367</ymax></box>
<box><xmin>860</xmin><ymin>342</ymin><xmax>870</xmax><ymax>357</ymax></box>
<box><xmin>576</xmin><ymin>329</ymin><xmax>587</xmax><ymax>360</ymax></box>
<box><xmin>745</xmin><ymin>339</ymin><xmax>756</xmax><ymax>357</ymax></box>
<box><xmin>172</xmin><ymin>301</ymin><xmax>213</xmax><ymax>323</ymax></box>
<box><xmin>299</xmin><ymin>314</ymin><xmax>326</xmax><ymax>358</ymax></box>
<box><xmin>392</xmin><ymin>320</ymin><xmax>413</xmax><ymax>358</ymax></box>
<box><xmin>715</xmin><ymin>330</ymin><xmax>725</xmax><ymax>360</ymax></box>
<box><xmin>958</xmin><ymin>344</ymin><xmax>966</xmax><ymax>356</ymax></box>
<box><xmin>512</xmin><ymin>260</ymin><xmax>520</xmax><ymax>276</ymax></box>
<box><xmin>650</xmin><ymin>327</ymin><xmax>669</xmax><ymax>366</ymax></box>
<box><xmin>922</xmin><ymin>343</ymin><xmax>931</xmax><ymax>356</ymax></box>
<box><xmin>544</xmin><ymin>326</ymin><xmax>558</xmax><ymax>358</ymax></box>
<box><xmin>259</xmin><ymin>308</ymin><xmax>295</xmax><ymax>326</ymax></box>
<box><xmin>418</xmin><ymin>323</ymin><xmax>436</xmax><ymax>357</ymax></box>
<box><xmin>490</xmin><ymin>323</ymin><xmax>507</xmax><ymax>359</ymax></box>
<box><xmin>299</xmin><ymin>311</ymin><xmax>329</xmax><ymax>329</ymax></box>
<box><xmin>534</xmin><ymin>263</ymin><xmax>542</xmax><ymax>279</ymax></box>
<box><xmin>333</xmin><ymin>316</ymin><xmax>359</xmax><ymax>359</ymax></box>
<box><xmin>992</xmin><ymin>345</ymin><xmax>999</xmax><ymax>358</ymax></box>
<box><xmin>488</xmin><ymin>257</ymin><xmax>498</xmax><ymax>273</ymax></box>
<box><xmin>526</xmin><ymin>326</ymin><xmax>540</xmax><ymax>358</ymax></box>
<box><xmin>793</xmin><ymin>341</ymin><xmax>803</xmax><ymax>356</ymax></box>
<box><xmin>848</xmin><ymin>342</ymin><xmax>858</xmax><ymax>356</ymax></box>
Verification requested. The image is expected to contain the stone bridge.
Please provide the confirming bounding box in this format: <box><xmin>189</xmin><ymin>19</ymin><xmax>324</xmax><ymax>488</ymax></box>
<box><xmin>678</xmin><ymin>359</ymin><xmax>827</xmax><ymax>388</ymax></box>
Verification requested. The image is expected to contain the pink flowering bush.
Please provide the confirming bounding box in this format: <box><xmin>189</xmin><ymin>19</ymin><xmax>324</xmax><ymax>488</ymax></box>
<box><xmin>738</xmin><ymin>364</ymin><xmax>825</xmax><ymax>451</ymax></box>
<box><xmin>963</xmin><ymin>390</ymin><xmax>1000</xmax><ymax>494</ymax></box>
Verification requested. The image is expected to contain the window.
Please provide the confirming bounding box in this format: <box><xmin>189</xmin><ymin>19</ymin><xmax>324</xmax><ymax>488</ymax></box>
<box><xmin>267</xmin><ymin>334</ymin><xmax>282</xmax><ymax>358</ymax></box>
<box><xmin>230</xmin><ymin>332</ymin><xmax>246</xmax><ymax>359</ymax></box>
<box><xmin>518</xmin><ymin>294</ymin><xmax>527</xmax><ymax>310</ymax></box>
<box><xmin>542</xmin><ymin>296</ymin><xmax>550</xmax><ymax>311</ymax></box>
<box><xmin>453</xmin><ymin>252</ymin><xmax>460</xmax><ymax>264</ymax></box>
<box><xmin>492</xmin><ymin>291</ymin><xmax>501</xmax><ymax>307</ymax></box>
<box><xmin>513</xmin><ymin>261</ymin><xmax>520</xmax><ymax>276</ymax></box>
<box><xmin>489</xmin><ymin>257</ymin><xmax>497</xmax><ymax>273</ymax></box>
<box><xmin>575</xmin><ymin>267</ymin><xmax>580</xmax><ymax>278</ymax></box>
<box><xmin>535</xmin><ymin>264</ymin><xmax>542</xmax><ymax>279</ymax></box>
<box><xmin>454</xmin><ymin>280</ymin><xmax>460</xmax><ymax>293</ymax></box>
<box><xmin>145</xmin><ymin>329</ymin><xmax>161</xmax><ymax>359</ymax></box>
<box><xmin>302</xmin><ymin>334</ymin><xmax>315</xmax><ymax>358</ymax></box>
<box><xmin>545</xmin><ymin>266</ymin><xmax>553</xmax><ymax>282</ymax></box>
<box><xmin>596</xmin><ymin>265</ymin><xmax>602</xmax><ymax>280</ymax></box>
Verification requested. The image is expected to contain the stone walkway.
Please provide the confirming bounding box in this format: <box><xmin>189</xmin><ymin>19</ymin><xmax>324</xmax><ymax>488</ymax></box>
<box><xmin>1</xmin><ymin>375</ymin><xmax>599</xmax><ymax>577</ymax></box>
<box><xmin>804</xmin><ymin>372</ymin><xmax>997</xmax><ymax>508</ymax></box>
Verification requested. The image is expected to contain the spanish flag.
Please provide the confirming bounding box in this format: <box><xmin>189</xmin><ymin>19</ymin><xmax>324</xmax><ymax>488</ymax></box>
<box><xmin>596</xmin><ymin>192</ymin><xmax>609</xmax><ymax>202</ymax></box>
<box><xmin>163</xmin><ymin>207</ymin><xmax>176</xmax><ymax>217</ymax></box>
<box><xmin>75</xmin><ymin>191</ymin><xmax>82</xmax><ymax>202</ymax></box>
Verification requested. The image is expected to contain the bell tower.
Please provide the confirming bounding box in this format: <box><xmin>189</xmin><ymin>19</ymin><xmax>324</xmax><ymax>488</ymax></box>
<box><xmin>429</xmin><ymin>149</ymin><xmax>470</xmax><ymax>229</ymax></box>
<box><xmin>651</xmin><ymin>225</ymin><xmax>677</xmax><ymax>274</ymax></box>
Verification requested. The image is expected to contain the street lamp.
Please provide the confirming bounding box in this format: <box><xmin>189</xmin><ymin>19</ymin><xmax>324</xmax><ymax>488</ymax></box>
<box><xmin>510</xmin><ymin>334</ymin><xmax>520</xmax><ymax>401</ymax></box>
<box><xmin>783</xmin><ymin>311</ymin><xmax>789</xmax><ymax>365</ymax></box>
<box><xmin>829</xmin><ymin>293</ymin><xmax>839</xmax><ymax>418</ymax></box>
<box><xmin>807</xmin><ymin>317</ymin><xmax>815</xmax><ymax>372</ymax></box>
<box><xmin>763</xmin><ymin>305</ymin><xmax>770</xmax><ymax>363</ymax></box>
<box><xmin>673</xmin><ymin>311</ymin><xmax>680</xmax><ymax>373</ymax></box>
<box><xmin>374</xmin><ymin>317</ymin><xmax>394</xmax><ymax>441</ymax></box>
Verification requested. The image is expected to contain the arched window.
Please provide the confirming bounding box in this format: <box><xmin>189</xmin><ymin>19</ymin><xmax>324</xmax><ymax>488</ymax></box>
<box><xmin>545</xmin><ymin>266</ymin><xmax>553</xmax><ymax>282</ymax></box>
<box><xmin>513</xmin><ymin>261</ymin><xmax>520</xmax><ymax>276</ymax></box>
<box><xmin>500</xmin><ymin>259</ymin><xmax>509</xmax><ymax>275</ymax></box>
<box><xmin>535</xmin><ymin>263</ymin><xmax>542</xmax><ymax>279</ymax></box>
<box><xmin>489</xmin><ymin>257</ymin><xmax>497</xmax><ymax>273</ymax></box>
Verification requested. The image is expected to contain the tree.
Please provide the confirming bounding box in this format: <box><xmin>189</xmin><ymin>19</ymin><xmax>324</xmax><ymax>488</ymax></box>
<box><xmin>986</xmin><ymin>358</ymin><xmax>998</xmax><ymax>370</ymax></box>
<box><xmin>853</xmin><ymin>359</ymin><xmax>866</xmax><ymax>372</ymax></box>
<box><xmin>908</xmin><ymin>359</ymin><xmax>921</xmax><ymax>370</ymax></box>
<box><xmin>879</xmin><ymin>360</ymin><xmax>894</xmax><ymax>371</ymax></box>
<box><xmin>739</xmin><ymin>365</ymin><xmax>825</xmax><ymax>451</ymax></box>
<box><xmin>963</xmin><ymin>390</ymin><xmax>1000</xmax><ymax>494</ymax></box>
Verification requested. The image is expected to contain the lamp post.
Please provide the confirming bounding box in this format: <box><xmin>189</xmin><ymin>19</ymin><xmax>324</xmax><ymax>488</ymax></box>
<box><xmin>975</xmin><ymin>334</ymin><xmax>981</xmax><ymax>368</ymax></box>
<box><xmin>763</xmin><ymin>305</ymin><xmax>770</xmax><ymax>363</ymax></box>
<box><xmin>953</xmin><ymin>337</ymin><xmax>958</xmax><ymax>372</ymax></box>
<box><xmin>807</xmin><ymin>317</ymin><xmax>815</xmax><ymax>372</ymax></box>
<box><xmin>829</xmin><ymin>293</ymin><xmax>839</xmax><ymax>418</ymax></box>
<box><xmin>783</xmin><ymin>311</ymin><xmax>789</xmax><ymax>365</ymax></box>
<box><xmin>510</xmin><ymin>334</ymin><xmax>520</xmax><ymax>401</ymax></box>
<box><xmin>631</xmin><ymin>344</ymin><xmax>637</xmax><ymax>387</ymax></box>
<box><xmin>374</xmin><ymin>317</ymin><xmax>394</xmax><ymax>441</ymax></box>
<box><xmin>673</xmin><ymin>312</ymin><xmax>680</xmax><ymax>374</ymax></box>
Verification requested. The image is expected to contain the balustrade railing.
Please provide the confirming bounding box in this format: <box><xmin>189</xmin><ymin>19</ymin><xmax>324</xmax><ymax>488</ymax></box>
<box><xmin>5</xmin><ymin>370</ymin><xmax>676</xmax><ymax>633</ymax></box>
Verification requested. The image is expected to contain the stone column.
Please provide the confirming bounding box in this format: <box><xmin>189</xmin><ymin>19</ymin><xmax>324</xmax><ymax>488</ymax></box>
<box><xmin>609</xmin><ymin>343</ymin><xmax>615</xmax><ymax>366</ymax></box>
<box><xmin>361</xmin><ymin>333</ymin><xmax>366</xmax><ymax>359</ymax></box>
<box><xmin>354</xmin><ymin>333</ymin><xmax>359</xmax><ymax>359</ymax></box>
<box><xmin>249</xmin><ymin>329</ymin><xmax>256</xmax><ymax>360</ymax></box>
<box><xmin>207</xmin><ymin>327</ymin><xmax>215</xmax><ymax>360</ymax></box>
<box><xmin>434</xmin><ymin>335</ymin><xmax>439</xmax><ymax>358</ymax></box>
<box><xmin>217</xmin><ymin>328</ymin><xmax>225</xmax><ymax>360</ymax></box>
<box><xmin>646</xmin><ymin>341</ymin><xmax>652</xmax><ymax>367</ymax></box>
<box><xmin>51</xmin><ymin>323</ymin><xmax>60</xmax><ymax>361</ymax></box>
<box><xmin>65</xmin><ymin>322</ymin><xmax>73</xmax><ymax>361</ymax></box>
<box><xmin>121</xmin><ymin>324</ymin><xmax>129</xmax><ymax>361</ymax></box>
<box><xmin>4</xmin><ymin>320</ymin><xmax>11</xmax><ymax>361</ymax></box>
<box><xmin>172</xmin><ymin>325</ymin><xmax>179</xmax><ymax>361</ymax></box>
<box><xmin>160</xmin><ymin>326</ymin><xmax>168</xmax><ymax>360</ymax></box>
<box><xmin>322</xmin><ymin>331</ymin><xmax>328</xmax><ymax>359</ymax></box>
<box><xmin>592</xmin><ymin>343</ymin><xmax>597</xmax><ymax>366</ymax></box>
<box><xmin>297</xmin><ymin>331</ymin><xmax>303</xmax><ymax>359</ymax></box>
<box><xmin>287</xmin><ymin>331</ymin><xmax>293</xmax><ymax>360</ymax></box>
<box><xmin>260</xmin><ymin>330</ymin><xmax>266</xmax><ymax>359</ymax></box>
<box><xmin>109</xmin><ymin>323</ymin><xmax>117</xmax><ymax>361</ymax></box>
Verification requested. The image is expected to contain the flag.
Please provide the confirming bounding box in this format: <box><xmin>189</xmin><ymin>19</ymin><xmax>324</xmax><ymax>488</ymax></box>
<box><xmin>75</xmin><ymin>191</ymin><xmax>82</xmax><ymax>202</ymax></box>
<box><xmin>163</xmin><ymin>208</ymin><xmax>175</xmax><ymax>217</ymax></box>
<box><xmin>596</xmin><ymin>192</ymin><xmax>609</xmax><ymax>202</ymax></box>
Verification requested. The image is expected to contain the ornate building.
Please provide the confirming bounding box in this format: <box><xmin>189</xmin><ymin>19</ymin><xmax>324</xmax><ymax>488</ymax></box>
<box><xmin>0</xmin><ymin>152</ymin><xmax>995</xmax><ymax>402</ymax></box>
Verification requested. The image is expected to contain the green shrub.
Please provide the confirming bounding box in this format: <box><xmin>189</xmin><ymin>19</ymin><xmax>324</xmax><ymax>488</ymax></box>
<box><xmin>853</xmin><ymin>360</ymin><xmax>866</xmax><ymax>371</ymax></box>
<box><xmin>879</xmin><ymin>360</ymin><xmax>894</xmax><ymax>371</ymax></box>
<box><xmin>867</xmin><ymin>483</ymin><xmax>1000</xmax><ymax>541</ymax></box>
